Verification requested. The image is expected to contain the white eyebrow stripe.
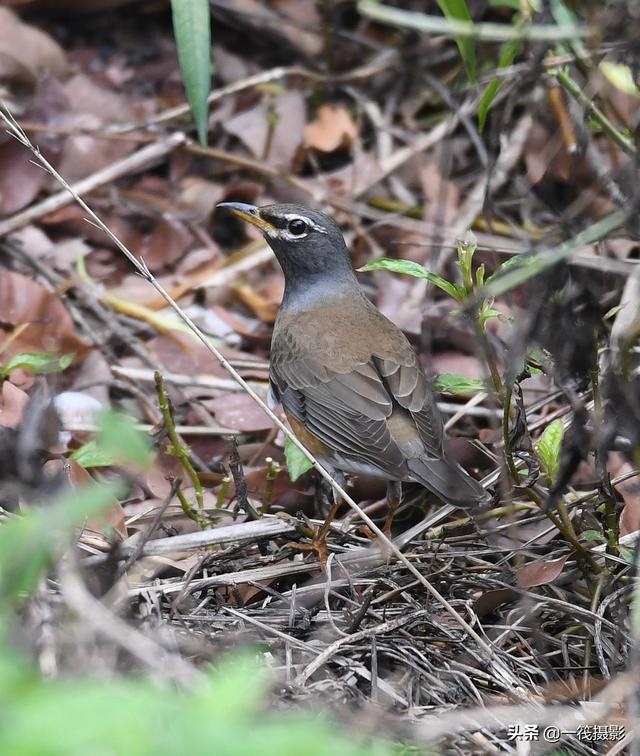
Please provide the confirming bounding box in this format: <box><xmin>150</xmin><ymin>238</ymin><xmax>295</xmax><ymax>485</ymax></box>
<box><xmin>281</xmin><ymin>213</ymin><xmax>327</xmax><ymax>234</ymax></box>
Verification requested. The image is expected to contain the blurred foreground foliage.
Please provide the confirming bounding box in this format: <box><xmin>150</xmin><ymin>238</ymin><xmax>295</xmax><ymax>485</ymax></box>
<box><xmin>0</xmin><ymin>419</ymin><xmax>397</xmax><ymax>756</ymax></box>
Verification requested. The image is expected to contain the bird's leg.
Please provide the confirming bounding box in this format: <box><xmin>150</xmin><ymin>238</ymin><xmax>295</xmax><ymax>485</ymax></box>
<box><xmin>288</xmin><ymin>469</ymin><xmax>346</xmax><ymax>571</ymax></box>
<box><xmin>382</xmin><ymin>480</ymin><xmax>403</xmax><ymax>544</ymax></box>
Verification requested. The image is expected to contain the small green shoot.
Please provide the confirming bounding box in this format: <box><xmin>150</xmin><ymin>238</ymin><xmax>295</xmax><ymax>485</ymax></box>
<box><xmin>535</xmin><ymin>419</ymin><xmax>564</xmax><ymax>484</ymax></box>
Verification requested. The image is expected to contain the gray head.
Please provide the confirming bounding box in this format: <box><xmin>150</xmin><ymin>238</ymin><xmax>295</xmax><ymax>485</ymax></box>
<box><xmin>217</xmin><ymin>203</ymin><xmax>357</xmax><ymax>297</ymax></box>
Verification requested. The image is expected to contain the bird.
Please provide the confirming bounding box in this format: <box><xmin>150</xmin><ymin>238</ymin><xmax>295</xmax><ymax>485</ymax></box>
<box><xmin>217</xmin><ymin>202</ymin><xmax>489</xmax><ymax>559</ymax></box>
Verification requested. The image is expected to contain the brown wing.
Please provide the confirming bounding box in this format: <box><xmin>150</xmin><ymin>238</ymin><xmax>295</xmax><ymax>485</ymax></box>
<box><xmin>270</xmin><ymin>341</ymin><xmax>444</xmax><ymax>480</ymax></box>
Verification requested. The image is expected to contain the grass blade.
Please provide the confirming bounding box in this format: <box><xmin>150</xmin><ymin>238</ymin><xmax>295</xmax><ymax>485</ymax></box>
<box><xmin>436</xmin><ymin>0</ymin><xmax>476</xmax><ymax>81</ymax></box>
<box><xmin>478</xmin><ymin>39</ymin><xmax>518</xmax><ymax>131</ymax></box>
<box><xmin>171</xmin><ymin>0</ymin><xmax>211</xmax><ymax>146</ymax></box>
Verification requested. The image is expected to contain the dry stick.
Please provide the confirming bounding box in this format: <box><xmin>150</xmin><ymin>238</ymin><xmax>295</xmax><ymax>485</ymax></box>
<box><xmin>0</xmin><ymin>132</ymin><xmax>185</xmax><ymax>237</ymax></box>
<box><xmin>112</xmin><ymin>54</ymin><xmax>399</xmax><ymax>134</ymax></box>
<box><xmin>0</xmin><ymin>107</ymin><xmax>529</xmax><ymax>700</ymax></box>
<box><xmin>118</xmin><ymin>477</ymin><xmax>182</xmax><ymax>575</ymax></box>
<box><xmin>296</xmin><ymin>610</ymin><xmax>430</xmax><ymax>685</ymax></box>
<box><xmin>58</xmin><ymin>558</ymin><xmax>199</xmax><ymax>686</ymax></box>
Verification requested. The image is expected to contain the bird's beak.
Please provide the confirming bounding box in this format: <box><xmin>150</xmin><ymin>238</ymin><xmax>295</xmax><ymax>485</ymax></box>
<box><xmin>216</xmin><ymin>202</ymin><xmax>277</xmax><ymax>235</ymax></box>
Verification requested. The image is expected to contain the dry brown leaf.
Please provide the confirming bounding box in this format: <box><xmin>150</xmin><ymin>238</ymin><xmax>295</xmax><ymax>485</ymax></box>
<box><xmin>0</xmin><ymin>7</ymin><xmax>67</xmax><ymax>86</ymax></box>
<box><xmin>205</xmin><ymin>393</ymin><xmax>273</xmax><ymax>432</ymax></box>
<box><xmin>516</xmin><ymin>555</ymin><xmax>569</xmax><ymax>588</ymax></box>
<box><xmin>224</xmin><ymin>91</ymin><xmax>306</xmax><ymax>169</ymax></box>
<box><xmin>0</xmin><ymin>268</ymin><xmax>90</xmax><ymax>361</ymax></box>
<box><xmin>304</xmin><ymin>104</ymin><xmax>358</xmax><ymax>153</ymax></box>
<box><xmin>420</xmin><ymin>161</ymin><xmax>461</xmax><ymax>227</ymax></box>
<box><xmin>179</xmin><ymin>177</ymin><xmax>226</xmax><ymax>220</ymax></box>
<box><xmin>231</xmin><ymin>282</ymin><xmax>279</xmax><ymax>323</ymax></box>
<box><xmin>135</xmin><ymin>218</ymin><xmax>193</xmax><ymax>271</ymax></box>
<box><xmin>0</xmin><ymin>380</ymin><xmax>30</xmax><ymax>429</ymax></box>
<box><xmin>0</xmin><ymin>138</ymin><xmax>47</xmax><ymax>215</ymax></box>
<box><xmin>472</xmin><ymin>587</ymin><xmax>515</xmax><ymax>618</ymax></box>
<box><xmin>432</xmin><ymin>352</ymin><xmax>485</xmax><ymax>380</ymax></box>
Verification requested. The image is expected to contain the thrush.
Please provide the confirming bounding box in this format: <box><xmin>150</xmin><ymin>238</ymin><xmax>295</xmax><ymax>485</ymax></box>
<box><xmin>218</xmin><ymin>202</ymin><xmax>489</xmax><ymax>554</ymax></box>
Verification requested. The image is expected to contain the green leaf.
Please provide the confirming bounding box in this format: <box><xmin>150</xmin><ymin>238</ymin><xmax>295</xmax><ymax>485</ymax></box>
<box><xmin>485</xmin><ymin>254</ymin><xmax>533</xmax><ymax>284</ymax></box>
<box><xmin>97</xmin><ymin>411</ymin><xmax>154</xmax><ymax>469</ymax></box>
<box><xmin>70</xmin><ymin>440</ymin><xmax>115</xmax><ymax>468</ymax></box>
<box><xmin>488</xmin><ymin>0</ymin><xmax>521</xmax><ymax>7</ymax></box>
<box><xmin>436</xmin><ymin>0</ymin><xmax>476</xmax><ymax>81</ymax></box>
<box><xmin>478</xmin><ymin>303</ymin><xmax>505</xmax><ymax>329</ymax></box>
<box><xmin>284</xmin><ymin>436</ymin><xmax>313</xmax><ymax>481</ymax></box>
<box><xmin>171</xmin><ymin>0</ymin><xmax>211</xmax><ymax>146</ymax></box>
<box><xmin>1</xmin><ymin>352</ymin><xmax>75</xmax><ymax>378</ymax></box>
<box><xmin>359</xmin><ymin>258</ymin><xmax>465</xmax><ymax>301</ymax></box>
<box><xmin>535</xmin><ymin>419</ymin><xmax>564</xmax><ymax>482</ymax></box>
<box><xmin>599</xmin><ymin>61</ymin><xmax>640</xmax><ymax>97</ymax></box>
<box><xmin>618</xmin><ymin>546</ymin><xmax>636</xmax><ymax>564</ymax></box>
<box><xmin>604</xmin><ymin>304</ymin><xmax>624</xmax><ymax>320</ymax></box>
<box><xmin>580</xmin><ymin>529</ymin><xmax>606</xmax><ymax>544</ymax></box>
<box><xmin>433</xmin><ymin>373</ymin><xmax>485</xmax><ymax>395</ymax></box>
<box><xmin>478</xmin><ymin>38</ymin><xmax>519</xmax><ymax>132</ymax></box>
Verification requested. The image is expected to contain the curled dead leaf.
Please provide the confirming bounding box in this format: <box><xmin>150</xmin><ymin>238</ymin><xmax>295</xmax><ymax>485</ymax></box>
<box><xmin>516</xmin><ymin>555</ymin><xmax>569</xmax><ymax>589</ymax></box>
<box><xmin>304</xmin><ymin>104</ymin><xmax>358</xmax><ymax>153</ymax></box>
<box><xmin>0</xmin><ymin>7</ymin><xmax>67</xmax><ymax>86</ymax></box>
<box><xmin>0</xmin><ymin>380</ymin><xmax>30</xmax><ymax>429</ymax></box>
<box><xmin>0</xmin><ymin>139</ymin><xmax>47</xmax><ymax>215</ymax></box>
<box><xmin>0</xmin><ymin>269</ymin><xmax>90</xmax><ymax>361</ymax></box>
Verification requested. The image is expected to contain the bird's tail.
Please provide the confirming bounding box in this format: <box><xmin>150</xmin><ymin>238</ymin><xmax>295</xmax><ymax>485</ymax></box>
<box><xmin>407</xmin><ymin>457</ymin><xmax>490</xmax><ymax>509</ymax></box>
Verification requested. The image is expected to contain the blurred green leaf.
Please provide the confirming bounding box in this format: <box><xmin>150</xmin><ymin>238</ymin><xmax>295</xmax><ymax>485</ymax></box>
<box><xmin>359</xmin><ymin>258</ymin><xmax>465</xmax><ymax>301</ymax></box>
<box><xmin>488</xmin><ymin>0</ymin><xmax>521</xmax><ymax>7</ymax></box>
<box><xmin>433</xmin><ymin>373</ymin><xmax>485</xmax><ymax>395</ymax></box>
<box><xmin>70</xmin><ymin>440</ymin><xmax>116</xmax><ymax>468</ymax></box>
<box><xmin>535</xmin><ymin>419</ymin><xmax>564</xmax><ymax>483</ymax></box>
<box><xmin>97</xmin><ymin>411</ymin><xmax>154</xmax><ymax>470</ymax></box>
<box><xmin>436</xmin><ymin>0</ymin><xmax>476</xmax><ymax>81</ymax></box>
<box><xmin>171</xmin><ymin>0</ymin><xmax>211</xmax><ymax>146</ymax></box>
<box><xmin>1</xmin><ymin>352</ymin><xmax>75</xmax><ymax>378</ymax></box>
<box><xmin>580</xmin><ymin>529</ymin><xmax>606</xmax><ymax>543</ymax></box>
<box><xmin>0</xmin><ymin>645</ymin><xmax>394</xmax><ymax>756</ymax></box>
<box><xmin>485</xmin><ymin>254</ymin><xmax>533</xmax><ymax>284</ymax></box>
<box><xmin>619</xmin><ymin>546</ymin><xmax>636</xmax><ymax>564</ymax></box>
<box><xmin>284</xmin><ymin>436</ymin><xmax>313</xmax><ymax>481</ymax></box>
<box><xmin>478</xmin><ymin>39</ymin><xmax>518</xmax><ymax>131</ymax></box>
<box><xmin>478</xmin><ymin>300</ymin><xmax>507</xmax><ymax>330</ymax></box>
<box><xmin>0</xmin><ymin>482</ymin><xmax>120</xmax><ymax>602</ymax></box>
<box><xmin>604</xmin><ymin>304</ymin><xmax>624</xmax><ymax>321</ymax></box>
<box><xmin>599</xmin><ymin>61</ymin><xmax>640</xmax><ymax>97</ymax></box>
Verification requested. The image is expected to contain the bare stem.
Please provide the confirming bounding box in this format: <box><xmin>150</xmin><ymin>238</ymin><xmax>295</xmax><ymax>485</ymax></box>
<box><xmin>154</xmin><ymin>371</ymin><xmax>206</xmax><ymax>529</ymax></box>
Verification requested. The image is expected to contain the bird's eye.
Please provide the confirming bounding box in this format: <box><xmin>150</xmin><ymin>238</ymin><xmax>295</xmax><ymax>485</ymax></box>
<box><xmin>287</xmin><ymin>218</ymin><xmax>308</xmax><ymax>236</ymax></box>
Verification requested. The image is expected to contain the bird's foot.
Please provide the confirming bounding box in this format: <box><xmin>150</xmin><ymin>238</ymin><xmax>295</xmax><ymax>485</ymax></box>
<box><xmin>380</xmin><ymin>486</ymin><xmax>400</xmax><ymax>563</ymax></box>
<box><xmin>286</xmin><ymin>534</ymin><xmax>331</xmax><ymax>571</ymax></box>
<box><xmin>287</xmin><ymin>499</ymin><xmax>342</xmax><ymax>571</ymax></box>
